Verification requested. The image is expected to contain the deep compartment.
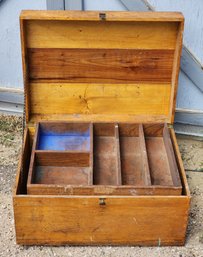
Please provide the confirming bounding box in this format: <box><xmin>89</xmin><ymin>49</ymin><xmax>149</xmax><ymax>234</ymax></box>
<box><xmin>93</xmin><ymin>123</ymin><xmax>121</xmax><ymax>185</ymax></box>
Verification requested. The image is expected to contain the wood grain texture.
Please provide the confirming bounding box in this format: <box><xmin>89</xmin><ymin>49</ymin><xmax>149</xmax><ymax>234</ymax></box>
<box><xmin>29</xmin><ymin>83</ymin><xmax>171</xmax><ymax>120</ymax></box>
<box><xmin>35</xmin><ymin>151</ymin><xmax>90</xmax><ymax>167</ymax></box>
<box><xmin>13</xmin><ymin>126</ymin><xmax>190</xmax><ymax>245</ymax></box>
<box><xmin>29</xmin><ymin>166</ymin><xmax>90</xmax><ymax>186</ymax></box>
<box><xmin>25</xmin><ymin>20</ymin><xmax>178</xmax><ymax>49</ymax></box>
<box><xmin>163</xmin><ymin>125</ymin><xmax>181</xmax><ymax>187</ymax></box>
<box><xmin>170</xmin><ymin>21</ymin><xmax>184</xmax><ymax>123</ymax></box>
<box><xmin>20</xmin><ymin>11</ymin><xmax>183</xmax><ymax>124</ymax></box>
<box><xmin>13</xmin><ymin>195</ymin><xmax>189</xmax><ymax>245</ymax></box>
<box><xmin>28</xmin><ymin>48</ymin><xmax>174</xmax><ymax>83</ymax></box>
<box><xmin>29</xmin><ymin>114</ymin><xmax>170</xmax><ymax>124</ymax></box>
<box><xmin>139</xmin><ymin>124</ymin><xmax>151</xmax><ymax>186</ymax></box>
<box><xmin>170</xmin><ymin>129</ymin><xmax>190</xmax><ymax>196</ymax></box>
<box><xmin>26</xmin><ymin>184</ymin><xmax>182</xmax><ymax>196</ymax></box>
<box><xmin>20</xmin><ymin>10</ymin><xmax>184</xmax><ymax>22</ymax></box>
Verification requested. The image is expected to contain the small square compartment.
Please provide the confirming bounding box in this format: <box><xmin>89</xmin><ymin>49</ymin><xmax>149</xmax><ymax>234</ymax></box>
<box><xmin>36</xmin><ymin>122</ymin><xmax>91</xmax><ymax>151</ymax></box>
<box><xmin>27</xmin><ymin>122</ymin><xmax>93</xmax><ymax>191</ymax></box>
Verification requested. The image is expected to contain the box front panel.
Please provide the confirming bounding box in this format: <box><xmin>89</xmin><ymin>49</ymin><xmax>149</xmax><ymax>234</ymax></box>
<box><xmin>13</xmin><ymin>195</ymin><xmax>189</xmax><ymax>245</ymax></box>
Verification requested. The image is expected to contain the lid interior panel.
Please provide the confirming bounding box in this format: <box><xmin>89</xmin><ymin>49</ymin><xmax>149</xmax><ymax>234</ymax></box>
<box><xmin>20</xmin><ymin>11</ymin><xmax>184</xmax><ymax>124</ymax></box>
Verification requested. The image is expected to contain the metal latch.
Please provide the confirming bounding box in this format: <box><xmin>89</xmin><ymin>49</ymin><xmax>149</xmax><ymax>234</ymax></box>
<box><xmin>99</xmin><ymin>198</ymin><xmax>106</xmax><ymax>205</ymax></box>
<box><xmin>99</xmin><ymin>13</ymin><xmax>106</xmax><ymax>21</ymax></box>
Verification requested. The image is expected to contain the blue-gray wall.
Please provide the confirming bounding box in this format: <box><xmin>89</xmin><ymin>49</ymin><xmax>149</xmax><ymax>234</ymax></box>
<box><xmin>0</xmin><ymin>0</ymin><xmax>202</xmax><ymax>127</ymax></box>
<box><xmin>0</xmin><ymin>0</ymin><xmax>46</xmax><ymax>89</ymax></box>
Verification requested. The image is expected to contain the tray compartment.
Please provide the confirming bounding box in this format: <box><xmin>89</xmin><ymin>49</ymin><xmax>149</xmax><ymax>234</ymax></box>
<box><xmin>119</xmin><ymin>124</ymin><xmax>151</xmax><ymax>186</ymax></box>
<box><xmin>27</xmin><ymin>122</ymin><xmax>93</xmax><ymax>191</ymax></box>
<box><xmin>93</xmin><ymin>123</ymin><xmax>121</xmax><ymax>185</ymax></box>
<box><xmin>30</xmin><ymin>153</ymin><xmax>90</xmax><ymax>185</ymax></box>
<box><xmin>144</xmin><ymin>124</ymin><xmax>181</xmax><ymax>187</ymax></box>
<box><xmin>36</xmin><ymin>122</ymin><xmax>91</xmax><ymax>151</ymax></box>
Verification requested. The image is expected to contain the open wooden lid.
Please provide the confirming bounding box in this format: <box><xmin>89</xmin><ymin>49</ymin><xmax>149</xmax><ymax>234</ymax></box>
<box><xmin>20</xmin><ymin>10</ymin><xmax>184</xmax><ymax>125</ymax></box>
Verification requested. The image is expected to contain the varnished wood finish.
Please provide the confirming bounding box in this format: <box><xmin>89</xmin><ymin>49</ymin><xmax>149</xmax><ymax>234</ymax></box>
<box><xmin>13</xmin><ymin>126</ymin><xmax>190</xmax><ymax>245</ymax></box>
<box><xmin>13</xmin><ymin>11</ymin><xmax>189</xmax><ymax>246</ymax></box>
<box><xmin>19</xmin><ymin>11</ymin><xmax>184</xmax><ymax>124</ymax></box>
<box><xmin>20</xmin><ymin>10</ymin><xmax>184</xmax><ymax>22</ymax></box>
<box><xmin>28</xmin><ymin>48</ymin><xmax>174</xmax><ymax>83</ymax></box>
<box><xmin>29</xmin><ymin>82</ymin><xmax>171</xmax><ymax>123</ymax></box>
<box><xmin>30</xmin><ymin>166</ymin><xmax>90</xmax><ymax>185</ymax></box>
<box><xmin>93</xmin><ymin>124</ymin><xmax>119</xmax><ymax>185</ymax></box>
<box><xmin>27</xmin><ymin>122</ymin><xmax>182</xmax><ymax>195</ymax></box>
<box><xmin>163</xmin><ymin>125</ymin><xmax>181</xmax><ymax>187</ymax></box>
<box><xmin>13</xmin><ymin>195</ymin><xmax>189</xmax><ymax>246</ymax></box>
<box><xmin>139</xmin><ymin>124</ymin><xmax>151</xmax><ymax>186</ymax></box>
<box><xmin>27</xmin><ymin>185</ymin><xmax>182</xmax><ymax>196</ymax></box>
<box><xmin>35</xmin><ymin>151</ymin><xmax>90</xmax><ymax>167</ymax></box>
<box><xmin>25</xmin><ymin>20</ymin><xmax>179</xmax><ymax>49</ymax></box>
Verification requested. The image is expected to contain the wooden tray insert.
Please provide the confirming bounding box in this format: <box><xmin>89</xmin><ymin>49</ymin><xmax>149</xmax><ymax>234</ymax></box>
<box><xmin>27</xmin><ymin>122</ymin><xmax>93</xmax><ymax>187</ymax></box>
<box><xmin>27</xmin><ymin>122</ymin><xmax>182</xmax><ymax>195</ymax></box>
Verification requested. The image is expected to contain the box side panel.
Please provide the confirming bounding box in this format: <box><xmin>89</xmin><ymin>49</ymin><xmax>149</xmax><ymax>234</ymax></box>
<box><xmin>13</xmin><ymin>196</ymin><xmax>189</xmax><ymax>246</ymax></box>
<box><xmin>170</xmin><ymin>129</ymin><xmax>190</xmax><ymax>196</ymax></box>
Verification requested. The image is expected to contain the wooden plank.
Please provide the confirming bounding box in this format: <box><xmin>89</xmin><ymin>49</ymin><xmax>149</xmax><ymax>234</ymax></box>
<box><xmin>20</xmin><ymin>10</ymin><xmax>184</xmax><ymax>22</ymax></box>
<box><xmin>115</xmin><ymin>124</ymin><xmax>122</xmax><ymax>185</ymax></box>
<box><xmin>29</xmin><ymin>83</ymin><xmax>171</xmax><ymax>122</ymax></box>
<box><xmin>20</xmin><ymin>19</ymin><xmax>30</xmax><ymax>123</ymax></box>
<box><xmin>13</xmin><ymin>195</ymin><xmax>189</xmax><ymax>245</ymax></box>
<box><xmin>35</xmin><ymin>151</ymin><xmax>90</xmax><ymax>167</ymax></box>
<box><xmin>89</xmin><ymin>123</ymin><xmax>93</xmax><ymax>185</ymax></box>
<box><xmin>170</xmin><ymin>21</ymin><xmax>184</xmax><ymax>123</ymax></box>
<box><xmin>28</xmin><ymin>48</ymin><xmax>174</xmax><ymax>83</ymax></box>
<box><xmin>27</xmin><ymin>123</ymin><xmax>39</xmax><ymax>185</ymax></box>
<box><xmin>139</xmin><ymin>124</ymin><xmax>151</xmax><ymax>186</ymax></box>
<box><xmin>25</xmin><ymin>20</ymin><xmax>179</xmax><ymax>49</ymax></box>
<box><xmin>13</xmin><ymin>128</ymin><xmax>30</xmax><ymax>195</ymax></box>
<box><xmin>26</xmin><ymin>184</ymin><xmax>182</xmax><ymax>196</ymax></box>
<box><xmin>170</xmin><ymin>129</ymin><xmax>190</xmax><ymax>196</ymax></box>
<box><xmin>163</xmin><ymin>125</ymin><xmax>181</xmax><ymax>187</ymax></box>
<box><xmin>29</xmin><ymin>114</ymin><xmax>170</xmax><ymax>124</ymax></box>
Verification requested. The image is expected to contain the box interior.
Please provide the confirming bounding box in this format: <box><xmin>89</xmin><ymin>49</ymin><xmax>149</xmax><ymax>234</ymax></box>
<box><xmin>24</xmin><ymin>122</ymin><xmax>182</xmax><ymax>195</ymax></box>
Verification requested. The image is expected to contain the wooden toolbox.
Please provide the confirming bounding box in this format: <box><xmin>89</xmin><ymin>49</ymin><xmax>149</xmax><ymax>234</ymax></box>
<box><xmin>13</xmin><ymin>10</ymin><xmax>191</xmax><ymax>246</ymax></box>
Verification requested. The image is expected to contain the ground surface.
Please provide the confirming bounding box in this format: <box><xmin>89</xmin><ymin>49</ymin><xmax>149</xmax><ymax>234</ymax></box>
<box><xmin>0</xmin><ymin>115</ymin><xmax>203</xmax><ymax>257</ymax></box>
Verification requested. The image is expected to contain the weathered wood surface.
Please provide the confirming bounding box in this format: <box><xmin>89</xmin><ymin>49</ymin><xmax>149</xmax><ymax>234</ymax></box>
<box><xmin>13</xmin><ymin>195</ymin><xmax>189</xmax><ymax>245</ymax></box>
<box><xmin>29</xmin><ymin>83</ymin><xmax>171</xmax><ymax>123</ymax></box>
<box><xmin>20</xmin><ymin>10</ymin><xmax>184</xmax><ymax>22</ymax></box>
<box><xmin>19</xmin><ymin>11</ymin><xmax>184</xmax><ymax>124</ymax></box>
<box><xmin>28</xmin><ymin>48</ymin><xmax>174</xmax><ymax>83</ymax></box>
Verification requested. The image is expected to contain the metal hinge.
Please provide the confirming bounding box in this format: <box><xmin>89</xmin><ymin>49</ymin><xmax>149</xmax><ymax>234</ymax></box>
<box><xmin>167</xmin><ymin>124</ymin><xmax>174</xmax><ymax>129</ymax></box>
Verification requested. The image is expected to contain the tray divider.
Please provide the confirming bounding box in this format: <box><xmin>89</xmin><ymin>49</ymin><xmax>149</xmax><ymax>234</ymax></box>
<box><xmin>115</xmin><ymin>124</ymin><xmax>122</xmax><ymax>185</ymax></box>
<box><xmin>163</xmin><ymin>124</ymin><xmax>181</xmax><ymax>187</ymax></box>
<box><xmin>139</xmin><ymin>124</ymin><xmax>151</xmax><ymax>186</ymax></box>
<box><xmin>88</xmin><ymin>123</ymin><xmax>93</xmax><ymax>185</ymax></box>
<box><xmin>27</xmin><ymin>123</ymin><xmax>39</xmax><ymax>184</ymax></box>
